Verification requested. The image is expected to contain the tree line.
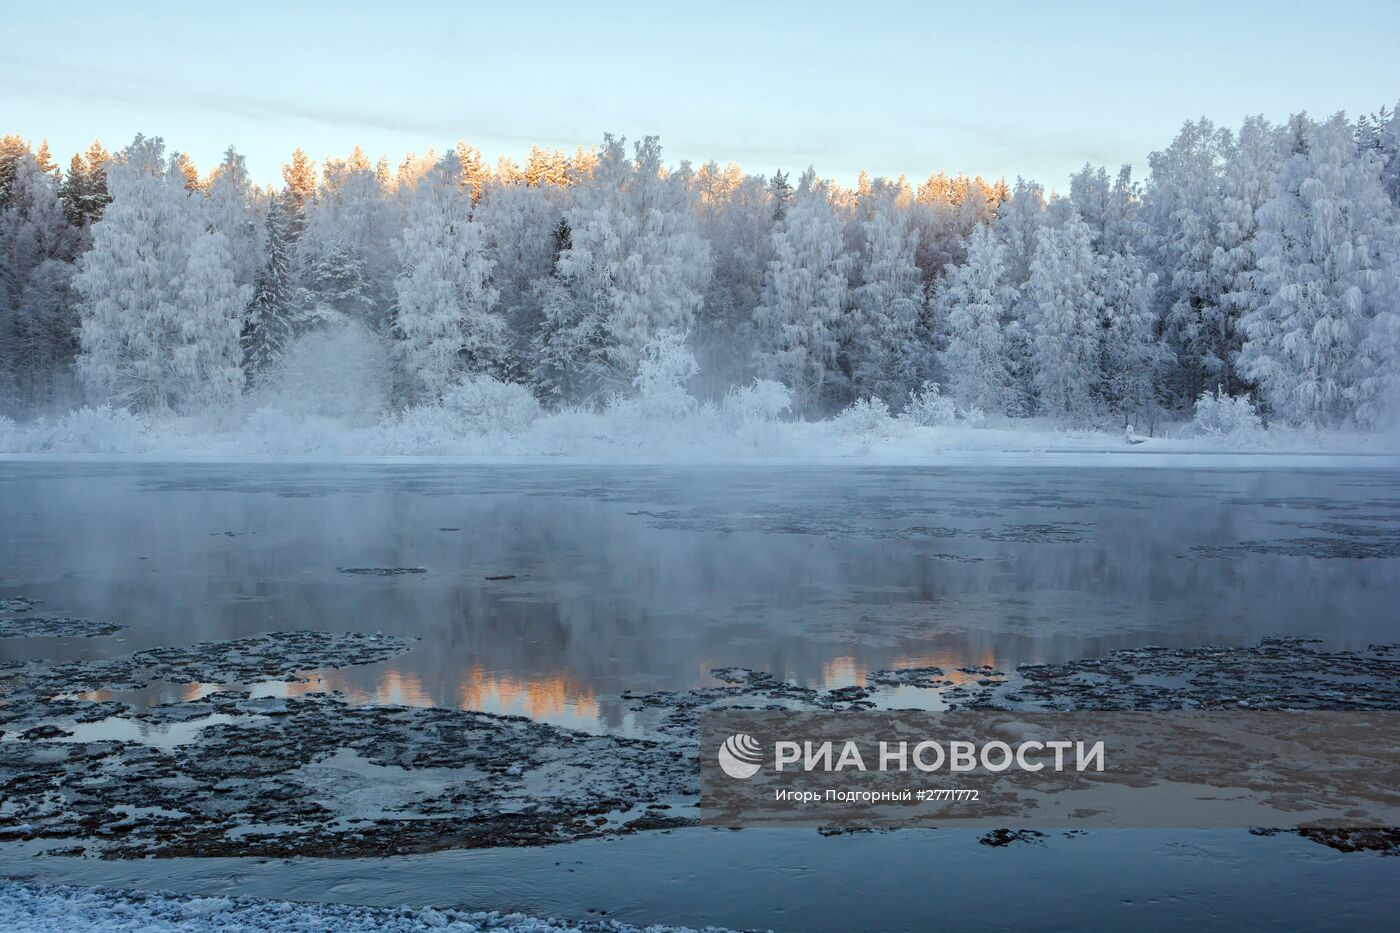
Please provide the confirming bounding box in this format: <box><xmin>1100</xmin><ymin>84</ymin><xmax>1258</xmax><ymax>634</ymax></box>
<box><xmin>2</xmin><ymin>105</ymin><xmax>1398</xmax><ymax>430</ymax></box>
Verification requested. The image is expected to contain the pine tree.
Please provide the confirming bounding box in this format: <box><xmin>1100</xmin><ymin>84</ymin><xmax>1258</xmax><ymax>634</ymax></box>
<box><xmin>0</xmin><ymin>135</ymin><xmax>31</xmax><ymax>207</ymax></box>
<box><xmin>524</xmin><ymin>145</ymin><xmax>571</xmax><ymax>187</ymax></box>
<box><xmin>281</xmin><ymin>147</ymin><xmax>317</xmax><ymax>238</ymax></box>
<box><xmin>59</xmin><ymin>141</ymin><xmax>113</xmax><ymax>229</ymax></box>
<box><xmin>171</xmin><ymin>152</ymin><xmax>202</xmax><ymax>191</ymax></box>
<box><xmin>453</xmin><ymin>142</ymin><xmax>490</xmax><ymax>204</ymax></box>
<box><xmin>768</xmin><ymin>170</ymin><xmax>793</xmax><ymax>221</ymax></box>
<box><xmin>34</xmin><ymin>141</ymin><xmax>57</xmax><ymax>176</ymax></box>
<box><xmin>243</xmin><ymin>192</ymin><xmax>297</xmax><ymax>379</ymax></box>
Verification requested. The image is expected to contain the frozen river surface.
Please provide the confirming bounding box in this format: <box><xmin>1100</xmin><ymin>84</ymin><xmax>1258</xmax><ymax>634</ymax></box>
<box><xmin>2</xmin><ymin>462</ymin><xmax>1396</xmax><ymax>728</ymax></box>
<box><xmin>1</xmin><ymin>462</ymin><xmax>1397</xmax><ymax>930</ymax></box>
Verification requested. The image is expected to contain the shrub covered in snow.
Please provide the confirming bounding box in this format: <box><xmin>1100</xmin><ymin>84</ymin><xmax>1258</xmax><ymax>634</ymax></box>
<box><xmin>1191</xmin><ymin>387</ymin><xmax>1264</xmax><ymax>440</ymax></box>
<box><xmin>436</xmin><ymin>376</ymin><xmax>543</xmax><ymax>436</ymax></box>
<box><xmin>374</xmin><ymin>377</ymin><xmax>544</xmax><ymax>454</ymax></box>
<box><xmin>240</xmin><ymin>407</ymin><xmax>357</xmax><ymax>455</ymax></box>
<box><xmin>902</xmin><ymin>382</ymin><xmax>958</xmax><ymax>427</ymax></box>
<box><xmin>257</xmin><ymin>322</ymin><xmax>390</xmax><ymax>423</ymax></box>
<box><xmin>621</xmin><ymin>331</ymin><xmax>700</xmax><ymax>420</ymax></box>
<box><xmin>959</xmin><ymin>405</ymin><xmax>988</xmax><ymax>427</ymax></box>
<box><xmin>723</xmin><ymin>379</ymin><xmax>793</xmax><ymax>425</ymax></box>
<box><xmin>835</xmin><ymin>397</ymin><xmax>895</xmax><ymax>436</ymax></box>
<box><xmin>29</xmin><ymin>405</ymin><xmax>150</xmax><ymax>453</ymax></box>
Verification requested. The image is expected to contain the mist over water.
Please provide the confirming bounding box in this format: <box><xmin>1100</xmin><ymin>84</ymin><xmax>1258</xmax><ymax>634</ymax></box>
<box><xmin>2</xmin><ymin>462</ymin><xmax>1396</xmax><ymax>732</ymax></box>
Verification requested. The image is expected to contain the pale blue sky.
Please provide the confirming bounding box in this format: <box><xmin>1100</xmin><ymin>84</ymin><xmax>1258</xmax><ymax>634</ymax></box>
<box><xmin>3</xmin><ymin>0</ymin><xmax>1398</xmax><ymax>190</ymax></box>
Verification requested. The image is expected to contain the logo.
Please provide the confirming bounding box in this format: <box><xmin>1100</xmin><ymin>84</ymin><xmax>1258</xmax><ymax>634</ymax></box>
<box><xmin>718</xmin><ymin>733</ymin><xmax>763</xmax><ymax>779</ymax></box>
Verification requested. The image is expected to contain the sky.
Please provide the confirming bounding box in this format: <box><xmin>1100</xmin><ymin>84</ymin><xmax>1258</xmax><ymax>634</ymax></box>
<box><xmin>3</xmin><ymin>0</ymin><xmax>1399</xmax><ymax>190</ymax></box>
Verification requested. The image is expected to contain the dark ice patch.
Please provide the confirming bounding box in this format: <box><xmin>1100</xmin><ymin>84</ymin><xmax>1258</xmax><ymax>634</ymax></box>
<box><xmin>337</xmin><ymin>567</ymin><xmax>428</xmax><ymax>576</ymax></box>
<box><xmin>0</xmin><ymin>616</ymin><xmax>124</xmax><ymax>638</ymax></box>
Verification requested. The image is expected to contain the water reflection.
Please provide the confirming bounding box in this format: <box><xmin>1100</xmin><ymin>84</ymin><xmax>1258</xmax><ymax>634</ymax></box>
<box><xmin>3</xmin><ymin>463</ymin><xmax>1397</xmax><ymax>734</ymax></box>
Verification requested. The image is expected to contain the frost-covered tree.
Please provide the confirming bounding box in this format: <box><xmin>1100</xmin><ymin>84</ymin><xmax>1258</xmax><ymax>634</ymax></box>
<box><xmin>242</xmin><ymin>150</ymin><xmax>318</xmax><ymax>379</ymax></box>
<box><xmin>0</xmin><ymin>150</ymin><xmax>80</xmax><ymax>407</ymax></box>
<box><xmin>1096</xmin><ymin>249</ymin><xmax>1165</xmax><ymax>425</ymax></box>
<box><xmin>280</xmin><ymin>147</ymin><xmax>316</xmax><ymax>238</ymax></box>
<box><xmin>995</xmin><ymin>178</ymin><xmax>1046</xmax><ymax>286</ymax></box>
<box><xmin>393</xmin><ymin>151</ymin><xmax>505</xmax><ymax>403</ymax></box>
<box><xmin>453</xmin><ymin>142</ymin><xmax>491</xmax><ymax>204</ymax></box>
<box><xmin>3</xmin><ymin>117</ymin><xmax>1396</xmax><ymax>435</ymax></box>
<box><xmin>1239</xmin><ymin>114</ymin><xmax>1400</xmax><ymax>427</ymax></box>
<box><xmin>296</xmin><ymin>147</ymin><xmax>396</xmax><ymax>330</ymax></box>
<box><xmin>849</xmin><ymin>180</ymin><xmax>922</xmax><ymax>403</ymax></box>
<box><xmin>1144</xmin><ymin>119</ymin><xmax>1235</xmax><ymax>402</ymax></box>
<box><xmin>171</xmin><ymin>230</ymin><xmax>247</xmax><ymax>410</ymax></box>
<box><xmin>1023</xmin><ymin>214</ymin><xmax>1103</xmax><ymax>423</ymax></box>
<box><xmin>474</xmin><ymin>177</ymin><xmax>565</xmax><ymax>379</ymax></box>
<box><xmin>74</xmin><ymin>136</ymin><xmax>250</xmax><ymax>413</ymax></box>
<box><xmin>768</xmin><ymin>170</ymin><xmax>793</xmax><ymax>222</ymax></box>
<box><xmin>204</xmin><ymin>146</ymin><xmax>264</xmax><ymax>293</ymax></box>
<box><xmin>58</xmin><ymin>140</ymin><xmax>111</xmax><ymax>230</ymax></box>
<box><xmin>533</xmin><ymin>135</ymin><xmax>711</xmax><ymax>400</ymax></box>
<box><xmin>752</xmin><ymin>170</ymin><xmax>853</xmax><ymax>414</ymax></box>
<box><xmin>243</xmin><ymin>192</ymin><xmax>297</xmax><ymax>379</ymax></box>
<box><xmin>938</xmin><ymin>224</ymin><xmax>1013</xmax><ymax>413</ymax></box>
<box><xmin>910</xmin><ymin>173</ymin><xmax>999</xmax><ymax>284</ymax></box>
<box><xmin>1212</xmin><ymin>116</ymin><xmax>1284</xmax><ymax>395</ymax></box>
<box><xmin>1070</xmin><ymin>163</ymin><xmax>1140</xmax><ymax>255</ymax></box>
<box><xmin>0</xmin><ymin>136</ymin><xmax>31</xmax><ymax>203</ymax></box>
<box><xmin>691</xmin><ymin>165</ymin><xmax>774</xmax><ymax>393</ymax></box>
<box><xmin>1357</xmin><ymin>102</ymin><xmax>1400</xmax><ymax>205</ymax></box>
<box><xmin>299</xmin><ymin>239</ymin><xmax>372</xmax><ymax>324</ymax></box>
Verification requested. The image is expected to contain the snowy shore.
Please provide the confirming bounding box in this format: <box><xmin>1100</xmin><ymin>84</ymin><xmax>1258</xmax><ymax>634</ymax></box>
<box><xmin>0</xmin><ymin>879</ymin><xmax>721</xmax><ymax>933</ymax></box>
<box><xmin>2</xmin><ymin>404</ymin><xmax>1396</xmax><ymax>468</ymax></box>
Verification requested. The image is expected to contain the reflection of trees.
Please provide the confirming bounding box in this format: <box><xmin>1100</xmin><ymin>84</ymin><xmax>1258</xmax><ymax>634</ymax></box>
<box><xmin>4</xmin><ymin>464</ymin><xmax>1395</xmax><ymax>733</ymax></box>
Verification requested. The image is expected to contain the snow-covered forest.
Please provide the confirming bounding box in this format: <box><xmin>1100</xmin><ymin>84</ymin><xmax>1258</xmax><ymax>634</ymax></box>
<box><xmin>2</xmin><ymin>105</ymin><xmax>1399</xmax><ymax>455</ymax></box>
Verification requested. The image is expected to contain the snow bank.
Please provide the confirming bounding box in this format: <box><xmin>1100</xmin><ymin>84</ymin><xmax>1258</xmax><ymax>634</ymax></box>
<box><xmin>1</xmin><ymin>399</ymin><xmax>1395</xmax><ymax>464</ymax></box>
<box><xmin>2</xmin><ymin>358</ymin><xmax>1396</xmax><ymax>464</ymax></box>
<box><xmin>0</xmin><ymin>879</ymin><xmax>726</xmax><ymax>933</ymax></box>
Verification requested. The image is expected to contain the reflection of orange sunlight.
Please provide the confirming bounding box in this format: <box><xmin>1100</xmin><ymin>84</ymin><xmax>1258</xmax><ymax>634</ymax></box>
<box><xmin>457</xmin><ymin>663</ymin><xmax>598</xmax><ymax>721</ymax></box>
<box><xmin>887</xmin><ymin>647</ymin><xmax>998</xmax><ymax>685</ymax></box>
<box><xmin>377</xmin><ymin>669</ymin><xmax>437</xmax><ymax>708</ymax></box>
<box><xmin>70</xmin><ymin>664</ymin><xmax>599</xmax><ymax>727</ymax></box>
<box><xmin>277</xmin><ymin>663</ymin><xmax>598</xmax><ymax>724</ymax></box>
<box><xmin>182</xmin><ymin>682</ymin><xmax>221</xmax><ymax>702</ymax></box>
<box><xmin>821</xmin><ymin>656</ymin><xmax>867</xmax><ymax>689</ymax></box>
<box><xmin>277</xmin><ymin>667</ymin><xmax>436</xmax><ymax>708</ymax></box>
